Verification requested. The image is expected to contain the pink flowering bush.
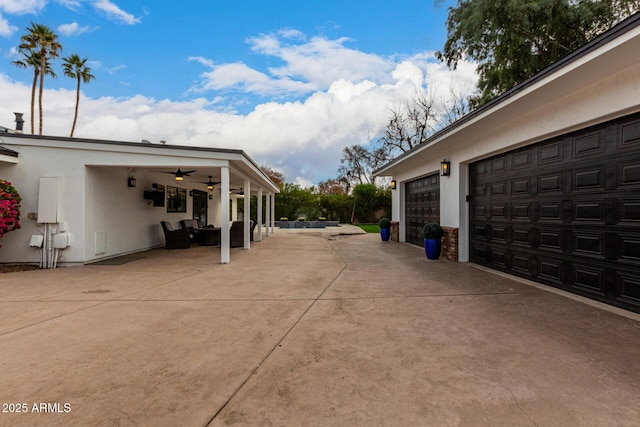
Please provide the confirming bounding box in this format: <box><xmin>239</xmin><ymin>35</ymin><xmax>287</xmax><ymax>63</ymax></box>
<box><xmin>0</xmin><ymin>180</ymin><xmax>21</xmax><ymax>246</ymax></box>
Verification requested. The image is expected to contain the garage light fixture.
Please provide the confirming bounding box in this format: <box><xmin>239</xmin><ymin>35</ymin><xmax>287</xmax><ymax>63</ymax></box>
<box><xmin>391</xmin><ymin>180</ymin><xmax>397</xmax><ymax>190</ymax></box>
<box><xmin>440</xmin><ymin>160</ymin><xmax>451</xmax><ymax>177</ymax></box>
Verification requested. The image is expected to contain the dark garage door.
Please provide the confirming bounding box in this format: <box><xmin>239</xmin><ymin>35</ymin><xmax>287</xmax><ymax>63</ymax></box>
<box><xmin>469</xmin><ymin>112</ymin><xmax>640</xmax><ymax>313</ymax></box>
<box><xmin>405</xmin><ymin>173</ymin><xmax>440</xmax><ymax>246</ymax></box>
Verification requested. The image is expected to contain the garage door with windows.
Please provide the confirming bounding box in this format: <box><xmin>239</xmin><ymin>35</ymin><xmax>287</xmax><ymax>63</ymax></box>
<box><xmin>469</xmin><ymin>112</ymin><xmax>640</xmax><ymax>313</ymax></box>
<box><xmin>405</xmin><ymin>173</ymin><xmax>440</xmax><ymax>247</ymax></box>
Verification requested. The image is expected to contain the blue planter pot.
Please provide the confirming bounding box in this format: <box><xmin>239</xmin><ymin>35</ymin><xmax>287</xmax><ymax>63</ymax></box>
<box><xmin>424</xmin><ymin>238</ymin><xmax>442</xmax><ymax>260</ymax></box>
<box><xmin>380</xmin><ymin>228</ymin><xmax>390</xmax><ymax>241</ymax></box>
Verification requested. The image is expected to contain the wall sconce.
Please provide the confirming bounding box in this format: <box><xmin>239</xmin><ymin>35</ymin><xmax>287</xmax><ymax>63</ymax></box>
<box><xmin>391</xmin><ymin>180</ymin><xmax>397</xmax><ymax>190</ymax></box>
<box><xmin>127</xmin><ymin>177</ymin><xmax>137</xmax><ymax>187</ymax></box>
<box><xmin>440</xmin><ymin>160</ymin><xmax>451</xmax><ymax>177</ymax></box>
<box><xmin>189</xmin><ymin>190</ymin><xmax>194</xmax><ymax>197</ymax></box>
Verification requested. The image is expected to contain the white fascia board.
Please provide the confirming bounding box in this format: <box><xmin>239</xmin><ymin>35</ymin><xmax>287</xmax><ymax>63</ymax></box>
<box><xmin>0</xmin><ymin>154</ymin><xmax>19</xmax><ymax>164</ymax></box>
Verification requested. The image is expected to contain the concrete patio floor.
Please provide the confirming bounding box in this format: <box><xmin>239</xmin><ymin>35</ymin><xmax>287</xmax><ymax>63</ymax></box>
<box><xmin>1</xmin><ymin>229</ymin><xmax>640</xmax><ymax>426</ymax></box>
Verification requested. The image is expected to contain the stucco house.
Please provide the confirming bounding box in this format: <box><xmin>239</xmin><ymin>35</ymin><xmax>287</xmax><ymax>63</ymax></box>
<box><xmin>374</xmin><ymin>13</ymin><xmax>640</xmax><ymax>313</ymax></box>
<box><xmin>0</xmin><ymin>131</ymin><xmax>279</xmax><ymax>265</ymax></box>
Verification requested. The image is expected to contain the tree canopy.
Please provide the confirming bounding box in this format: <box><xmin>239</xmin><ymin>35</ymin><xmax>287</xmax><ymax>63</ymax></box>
<box><xmin>437</xmin><ymin>0</ymin><xmax>639</xmax><ymax>107</ymax></box>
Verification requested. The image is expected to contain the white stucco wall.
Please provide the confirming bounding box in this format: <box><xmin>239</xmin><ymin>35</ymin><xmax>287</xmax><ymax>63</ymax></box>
<box><xmin>0</xmin><ymin>144</ymin><xmax>87</xmax><ymax>264</ymax></box>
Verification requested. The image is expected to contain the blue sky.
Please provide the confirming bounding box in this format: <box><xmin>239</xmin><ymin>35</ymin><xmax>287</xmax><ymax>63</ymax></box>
<box><xmin>0</xmin><ymin>0</ymin><xmax>477</xmax><ymax>185</ymax></box>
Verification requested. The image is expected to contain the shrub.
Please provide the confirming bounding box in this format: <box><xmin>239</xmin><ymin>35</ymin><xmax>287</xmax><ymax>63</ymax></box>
<box><xmin>378</xmin><ymin>217</ymin><xmax>391</xmax><ymax>229</ymax></box>
<box><xmin>421</xmin><ymin>223</ymin><xmax>443</xmax><ymax>240</ymax></box>
<box><xmin>0</xmin><ymin>180</ymin><xmax>21</xmax><ymax>247</ymax></box>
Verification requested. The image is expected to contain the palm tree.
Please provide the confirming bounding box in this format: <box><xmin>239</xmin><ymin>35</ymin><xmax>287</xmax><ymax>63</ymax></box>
<box><xmin>18</xmin><ymin>23</ymin><xmax>62</xmax><ymax>135</ymax></box>
<box><xmin>62</xmin><ymin>54</ymin><xmax>95</xmax><ymax>138</ymax></box>
<box><xmin>12</xmin><ymin>50</ymin><xmax>57</xmax><ymax>134</ymax></box>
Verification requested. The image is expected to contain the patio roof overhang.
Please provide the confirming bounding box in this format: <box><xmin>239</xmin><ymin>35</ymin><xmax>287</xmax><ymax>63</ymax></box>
<box><xmin>0</xmin><ymin>142</ymin><xmax>19</xmax><ymax>164</ymax></box>
<box><xmin>0</xmin><ymin>133</ymin><xmax>280</xmax><ymax>194</ymax></box>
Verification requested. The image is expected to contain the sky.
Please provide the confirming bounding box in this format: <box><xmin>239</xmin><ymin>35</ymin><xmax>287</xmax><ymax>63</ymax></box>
<box><xmin>0</xmin><ymin>0</ymin><xmax>477</xmax><ymax>186</ymax></box>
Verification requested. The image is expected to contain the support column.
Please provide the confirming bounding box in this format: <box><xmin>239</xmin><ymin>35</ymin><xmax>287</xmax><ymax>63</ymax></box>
<box><xmin>243</xmin><ymin>179</ymin><xmax>251</xmax><ymax>249</ymax></box>
<box><xmin>257</xmin><ymin>187</ymin><xmax>263</xmax><ymax>241</ymax></box>
<box><xmin>265</xmin><ymin>192</ymin><xmax>270</xmax><ymax>237</ymax></box>
<box><xmin>220</xmin><ymin>166</ymin><xmax>230</xmax><ymax>264</ymax></box>
<box><xmin>270</xmin><ymin>194</ymin><xmax>276</xmax><ymax>234</ymax></box>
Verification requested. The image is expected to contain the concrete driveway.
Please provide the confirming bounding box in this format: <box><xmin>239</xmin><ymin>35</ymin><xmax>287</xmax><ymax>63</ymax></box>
<box><xmin>1</xmin><ymin>230</ymin><xmax>639</xmax><ymax>426</ymax></box>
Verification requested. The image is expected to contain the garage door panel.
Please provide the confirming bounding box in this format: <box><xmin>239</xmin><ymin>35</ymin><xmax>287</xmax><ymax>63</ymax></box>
<box><xmin>572</xmin><ymin>264</ymin><xmax>607</xmax><ymax>296</ymax></box>
<box><xmin>617</xmin><ymin>271</ymin><xmax>640</xmax><ymax>307</ymax></box>
<box><xmin>470</xmin><ymin>112</ymin><xmax>640</xmax><ymax>313</ymax></box>
<box><xmin>573</xmin><ymin>131</ymin><xmax>605</xmax><ymax>157</ymax></box>
<box><xmin>539</xmin><ymin>141</ymin><xmax>564</xmax><ymax>164</ymax></box>
<box><xmin>404</xmin><ymin>173</ymin><xmax>440</xmax><ymax>247</ymax></box>
<box><xmin>621</xmin><ymin>119</ymin><xmax>640</xmax><ymax>146</ymax></box>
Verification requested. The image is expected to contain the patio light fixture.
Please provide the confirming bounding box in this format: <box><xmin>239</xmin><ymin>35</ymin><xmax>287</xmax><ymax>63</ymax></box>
<box><xmin>174</xmin><ymin>171</ymin><xmax>184</xmax><ymax>181</ymax></box>
<box><xmin>391</xmin><ymin>180</ymin><xmax>397</xmax><ymax>190</ymax></box>
<box><xmin>127</xmin><ymin>177</ymin><xmax>137</xmax><ymax>187</ymax></box>
<box><xmin>440</xmin><ymin>160</ymin><xmax>451</xmax><ymax>177</ymax></box>
<box><xmin>206</xmin><ymin>176</ymin><xmax>215</xmax><ymax>191</ymax></box>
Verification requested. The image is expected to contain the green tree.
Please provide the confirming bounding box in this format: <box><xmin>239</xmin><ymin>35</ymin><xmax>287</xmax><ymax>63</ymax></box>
<box><xmin>11</xmin><ymin>50</ymin><xmax>56</xmax><ymax>135</ymax></box>
<box><xmin>62</xmin><ymin>54</ymin><xmax>95</xmax><ymax>138</ymax></box>
<box><xmin>318</xmin><ymin>192</ymin><xmax>352</xmax><ymax>222</ymax></box>
<box><xmin>275</xmin><ymin>183</ymin><xmax>318</xmax><ymax>220</ymax></box>
<box><xmin>18</xmin><ymin>23</ymin><xmax>62</xmax><ymax>135</ymax></box>
<box><xmin>437</xmin><ymin>0</ymin><xmax>638</xmax><ymax>107</ymax></box>
<box><xmin>352</xmin><ymin>183</ymin><xmax>378</xmax><ymax>223</ymax></box>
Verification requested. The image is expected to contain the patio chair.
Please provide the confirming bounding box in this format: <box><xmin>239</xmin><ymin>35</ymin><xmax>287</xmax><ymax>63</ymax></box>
<box><xmin>230</xmin><ymin>220</ymin><xmax>256</xmax><ymax>247</ymax></box>
<box><xmin>179</xmin><ymin>219</ymin><xmax>202</xmax><ymax>244</ymax></box>
<box><xmin>160</xmin><ymin>221</ymin><xmax>191</xmax><ymax>249</ymax></box>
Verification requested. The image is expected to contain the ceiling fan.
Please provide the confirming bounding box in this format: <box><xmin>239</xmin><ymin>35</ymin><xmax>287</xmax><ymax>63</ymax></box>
<box><xmin>154</xmin><ymin>168</ymin><xmax>197</xmax><ymax>181</ymax></box>
<box><xmin>196</xmin><ymin>176</ymin><xmax>220</xmax><ymax>190</ymax></box>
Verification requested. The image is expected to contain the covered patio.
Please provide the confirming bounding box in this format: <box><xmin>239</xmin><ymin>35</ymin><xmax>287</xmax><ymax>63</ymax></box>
<box><xmin>0</xmin><ymin>132</ymin><xmax>280</xmax><ymax>265</ymax></box>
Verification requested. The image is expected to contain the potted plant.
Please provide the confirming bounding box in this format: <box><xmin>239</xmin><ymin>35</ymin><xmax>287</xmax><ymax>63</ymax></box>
<box><xmin>422</xmin><ymin>222</ymin><xmax>444</xmax><ymax>260</ymax></box>
<box><xmin>378</xmin><ymin>217</ymin><xmax>391</xmax><ymax>241</ymax></box>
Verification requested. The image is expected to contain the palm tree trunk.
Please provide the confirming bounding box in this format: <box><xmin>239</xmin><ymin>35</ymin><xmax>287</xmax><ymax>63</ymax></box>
<box><xmin>30</xmin><ymin>71</ymin><xmax>38</xmax><ymax>134</ymax></box>
<box><xmin>38</xmin><ymin>53</ymin><xmax>45</xmax><ymax>135</ymax></box>
<box><xmin>71</xmin><ymin>77</ymin><xmax>80</xmax><ymax>137</ymax></box>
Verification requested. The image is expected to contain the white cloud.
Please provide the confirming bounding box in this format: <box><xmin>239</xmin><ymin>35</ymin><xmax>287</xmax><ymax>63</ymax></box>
<box><xmin>0</xmin><ymin>0</ymin><xmax>47</xmax><ymax>15</ymax></box>
<box><xmin>191</xmin><ymin>62</ymin><xmax>317</xmax><ymax>97</ymax></box>
<box><xmin>57</xmin><ymin>22</ymin><xmax>93</xmax><ymax>36</ymax></box>
<box><xmin>91</xmin><ymin>0</ymin><xmax>141</xmax><ymax>25</ymax></box>
<box><xmin>0</xmin><ymin>13</ymin><xmax>18</xmax><ymax>37</ymax></box>
<box><xmin>57</xmin><ymin>0</ymin><xmax>83</xmax><ymax>10</ymax></box>
<box><xmin>0</xmin><ymin>32</ymin><xmax>479</xmax><ymax>185</ymax></box>
<box><xmin>191</xmin><ymin>32</ymin><xmax>395</xmax><ymax>98</ymax></box>
<box><xmin>257</xmin><ymin>35</ymin><xmax>393</xmax><ymax>88</ymax></box>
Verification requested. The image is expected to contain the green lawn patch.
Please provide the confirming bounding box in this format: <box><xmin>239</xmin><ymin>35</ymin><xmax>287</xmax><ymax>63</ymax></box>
<box><xmin>355</xmin><ymin>223</ymin><xmax>380</xmax><ymax>233</ymax></box>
